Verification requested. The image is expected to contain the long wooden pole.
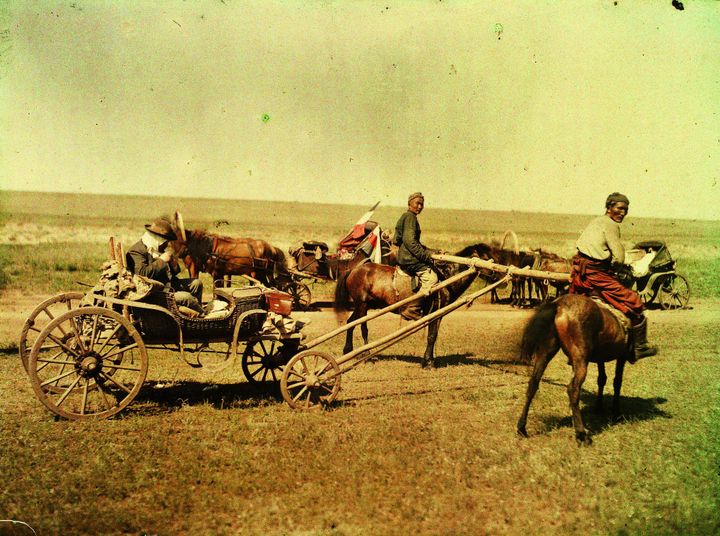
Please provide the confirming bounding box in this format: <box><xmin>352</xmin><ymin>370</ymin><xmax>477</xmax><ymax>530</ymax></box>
<box><xmin>432</xmin><ymin>253</ymin><xmax>571</xmax><ymax>283</ymax></box>
<box><xmin>300</xmin><ymin>266</ymin><xmax>478</xmax><ymax>351</ymax></box>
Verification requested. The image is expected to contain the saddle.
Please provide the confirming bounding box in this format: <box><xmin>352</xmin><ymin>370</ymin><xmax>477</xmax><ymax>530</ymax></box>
<box><xmin>392</xmin><ymin>266</ymin><xmax>421</xmax><ymax>299</ymax></box>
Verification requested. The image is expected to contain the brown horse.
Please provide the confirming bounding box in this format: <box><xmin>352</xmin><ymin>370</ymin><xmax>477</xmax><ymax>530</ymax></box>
<box><xmin>533</xmin><ymin>250</ymin><xmax>571</xmax><ymax>302</ymax></box>
<box><xmin>516</xmin><ymin>293</ymin><xmax>631</xmax><ymax>445</ymax></box>
<box><xmin>334</xmin><ymin>243</ymin><xmax>493</xmax><ymax>368</ymax></box>
<box><xmin>172</xmin><ymin>229</ymin><xmax>288</xmax><ymax>287</ymax></box>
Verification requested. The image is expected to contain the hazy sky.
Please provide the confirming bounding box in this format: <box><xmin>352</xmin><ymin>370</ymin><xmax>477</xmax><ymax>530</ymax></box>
<box><xmin>1</xmin><ymin>0</ymin><xmax>718</xmax><ymax>219</ymax></box>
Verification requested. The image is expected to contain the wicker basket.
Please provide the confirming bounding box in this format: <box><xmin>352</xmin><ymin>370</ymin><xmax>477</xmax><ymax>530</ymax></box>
<box><xmin>132</xmin><ymin>289</ymin><xmax>265</xmax><ymax>343</ymax></box>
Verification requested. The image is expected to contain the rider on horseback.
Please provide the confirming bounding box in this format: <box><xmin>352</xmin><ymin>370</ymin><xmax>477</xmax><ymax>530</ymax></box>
<box><xmin>569</xmin><ymin>193</ymin><xmax>658</xmax><ymax>362</ymax></box>
<box><xmin>393</xmin><ymin>192</ymin><xmax>438</xmax><ymax>321</ymax></box>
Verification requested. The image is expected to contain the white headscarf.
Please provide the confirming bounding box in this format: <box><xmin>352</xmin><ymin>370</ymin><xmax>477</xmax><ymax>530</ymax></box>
<box><xmin>141</xmin><ymin>231</ymin><xmax>166</xmax><ymax>258</ymax></box>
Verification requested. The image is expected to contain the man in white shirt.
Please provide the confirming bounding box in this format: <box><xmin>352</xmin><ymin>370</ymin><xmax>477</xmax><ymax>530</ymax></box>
<box><xmin>569</xmin><ymin>193</ymin><xmax>657</xmax><ymax>361</ymax></box>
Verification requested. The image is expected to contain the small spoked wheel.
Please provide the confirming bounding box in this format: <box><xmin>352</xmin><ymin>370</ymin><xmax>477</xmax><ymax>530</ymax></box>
<box><xmin>19</xmin><ymin>291</ymin><xmax>85</xmax><ymax>372</ymax></box>
<box><xmin>28</xmin><ymin>307</ymin><xmax>148</xmax><ymax>420</ymax></box>
<box><xmin>242</xmin><ymin>339</ymin><xmax>300</xmax><ymax>384</ymax></box>
<box><xmin>658</xmin><ymin>274</ymin><xmax>690</xmax><ymax>310</ymax></box>
<box><xmin>276</xmin><ymin>280</ymin><xmax>312</xmax><ymax>310</ymax></box>
<box><xmin>280</xmin><ymin>350</ymin><xmax>341</xmax><ymax>410</ymax></box>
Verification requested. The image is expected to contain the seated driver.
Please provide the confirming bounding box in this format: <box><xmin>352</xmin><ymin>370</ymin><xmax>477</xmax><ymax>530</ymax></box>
<box><xmin>126</xmin><ymin>216</ymin><xmax>203</xmax><ymax>313</ymax></box>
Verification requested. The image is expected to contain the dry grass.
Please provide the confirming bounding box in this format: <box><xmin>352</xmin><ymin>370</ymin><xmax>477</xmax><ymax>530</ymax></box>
<box><xmin>0</xmin><ymin>191</ymin><xmax>719</xmax><ymax>535</ymax></box>
<box><xmin>1</xmin><ymin>307</ymin><xmax>719</xmax><ymax>535</ymax></box>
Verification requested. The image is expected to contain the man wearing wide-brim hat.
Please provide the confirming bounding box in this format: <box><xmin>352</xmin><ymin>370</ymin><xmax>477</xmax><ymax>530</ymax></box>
<box><xmin>126</xmin><ymin>216</ymin><xmax>203</xmax><ymax>313</ymax></box>
<box><xmin>569</xmin><ymin>192</ymin><xmax>658</xmax><ymax>361</ymax></box>
<box><xmin>393</xmin><ymin>192</ymin><xmax>438</xmax><ymax>323</ymax></box>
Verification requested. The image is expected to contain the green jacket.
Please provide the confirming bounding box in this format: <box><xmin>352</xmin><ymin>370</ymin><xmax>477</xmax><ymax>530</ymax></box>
<box><xmin>393</xmin><ymin>211</ymin><xmax>433</xmax><ymax>274</ymax></box>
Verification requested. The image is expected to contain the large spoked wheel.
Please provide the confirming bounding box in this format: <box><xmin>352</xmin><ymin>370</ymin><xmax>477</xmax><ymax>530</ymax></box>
<box><xmin>658</xmin><ymin>274</ymin><xmax>690</xmax><ymax>310</ymax></box>
<box><xmin>28</xmin><ymin>307</ymin><xmax>148</xmax><ymax>420</ymax></box>
<box><xmin>280</xmin><ymin>350</ymin><xmax>341</xmax><ymax>410</ymax></box>
<box><xmin>242</xmin><ymin>339</ymin><xmax>300</xmax><ymax>384</ymax></box>
<box><xmin>19</xmin><ymin>291</ymin><xmax>85</xmax><ymax>372</ymax></box>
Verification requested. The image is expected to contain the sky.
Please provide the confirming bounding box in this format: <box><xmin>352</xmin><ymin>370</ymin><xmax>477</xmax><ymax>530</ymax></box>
<box><xmin>0</xmin><ymin>0</ymin><xmax>718</xmax><ymax>220</ymax></box>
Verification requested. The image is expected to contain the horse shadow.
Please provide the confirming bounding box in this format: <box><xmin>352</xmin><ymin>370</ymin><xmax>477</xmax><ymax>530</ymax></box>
<box><xmin>538</xmin><ymin>393</ymin><xmax>671</xmax><ymax>438</ymax></box>
<box><xmin>128</xmin><ymin>379</ymin><xmax>283</xmax><ymax>416</ymax></box>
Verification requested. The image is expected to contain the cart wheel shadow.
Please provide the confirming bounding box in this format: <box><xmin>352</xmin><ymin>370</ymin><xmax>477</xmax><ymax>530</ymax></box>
<box><xmin>371</xmin><ymin>352</ymin><xmax>477</xmax><ymax>367</ymax></box>
<box><xmin>131</xmin><ymin>380</ymin><xmax>283</xmax><ymax>414</ymax></box>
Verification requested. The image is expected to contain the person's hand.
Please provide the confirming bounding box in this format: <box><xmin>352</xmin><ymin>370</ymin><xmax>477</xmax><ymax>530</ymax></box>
<box><xmin>160</xmin><ymin>247</ymin><xmax>174</xmax><ymax>263</ymax></box>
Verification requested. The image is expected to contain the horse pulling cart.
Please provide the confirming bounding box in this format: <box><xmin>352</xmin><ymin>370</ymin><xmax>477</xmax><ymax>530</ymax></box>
<box><xmin>20</xmin><ymin>241</ymin><xmax>305</xmax><ymax>421</ymax></box>
<box><xmin>276</xmin><ymin>254</ymin><xmax>575</xmax><ymax>410</ymax></box>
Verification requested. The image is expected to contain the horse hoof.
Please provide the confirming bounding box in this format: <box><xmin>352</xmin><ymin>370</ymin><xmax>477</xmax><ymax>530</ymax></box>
<box><xmin>421</xmin><ymin>360</ymin><xmax>435</xmax><ymax>369</ymax></box>
<box><xmin>517</xmin><ymin>427</ymin><xmax>529</xmax><ymax>438</ymax></box>
<box><xmin>575</xmin><ymin>432</ymin><xmax>593</xmax><ymax>447</ymax></box>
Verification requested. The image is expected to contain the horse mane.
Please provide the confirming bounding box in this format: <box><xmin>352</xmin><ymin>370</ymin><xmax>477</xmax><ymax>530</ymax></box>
<box><xmin>184</xmin><ymin>229</ymin><xmax>214</xmax><ymax>260</ymax></box>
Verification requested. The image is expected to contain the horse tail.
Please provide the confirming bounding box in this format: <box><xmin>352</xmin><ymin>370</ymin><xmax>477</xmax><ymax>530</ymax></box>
<box><xmin>334</xmin><ymin>270</ymin><xmax>352</xmax><ymax>311</ymax></box>
<box><xmin>519</xmin><ymin>300</ymin><xmax>559</xmax><ymax>364</ymax></box>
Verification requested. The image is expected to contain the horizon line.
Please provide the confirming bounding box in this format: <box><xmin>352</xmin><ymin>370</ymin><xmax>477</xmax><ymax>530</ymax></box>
<box><xmin>1</xmin><ymin>188</ymin><xmax>716</xmax><ymax>223</ymax></box>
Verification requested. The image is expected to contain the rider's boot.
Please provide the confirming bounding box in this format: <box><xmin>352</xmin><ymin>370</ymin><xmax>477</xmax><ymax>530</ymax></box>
<box><xmin>629</xmin><ymin>316</ymin><xmax>658</xmax><ymax>363</ymax></box>
<box><xmin>400</xmin><ymin>300</ymin><xmax>423</xmax><ymax>321</ymax></box>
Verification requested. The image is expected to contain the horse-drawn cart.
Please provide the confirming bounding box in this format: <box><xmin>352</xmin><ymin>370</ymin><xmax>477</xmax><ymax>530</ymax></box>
<box><xmin>21</xmin><ymin>241</ymin><xmax>306</xmax><ymax>421</ymax></box>
<box><xmin>624</xmin><ymin>240</ymin><xmax>690</xmax><ymax>309</ymax></box>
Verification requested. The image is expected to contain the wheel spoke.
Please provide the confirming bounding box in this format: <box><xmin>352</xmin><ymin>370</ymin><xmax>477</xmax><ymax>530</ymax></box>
<box><xmin>319</xmin><ymin>383</ymin><xmax>335</xmax><ymax>394</ymax></box>
<box><xmin>89</xmin><ymin>314</ymin><xmax>101</xmax><ymax>350</ymax></box>
<box><xmin>80</xmin><ymin>378</ymin><xmax>89</xmax><ymax>415</ymax></box>
<box><xmin>37</xmin><ymin>358</ymin><xmax>77</xmax><ymax>366</ymax></box>
<box><xmin>94</xmin><ymin>379</ymin><xmax>116</xmax><ymax>411</ymax></box>
<box><xmin>45</xmin><ymin>333</ymin><xmax>82</xmax><ymax>358</ymax></box>
<box><xmin>102</xmin><ymin>342</ymin><xmax>139</xmax><ymax>360</ymax></box>
<box><xmin>292</xmin><ymin>385</ymin><xmax>308</xmax><ymax>402</ymax></box>
<box><xmin>103</xmin><ymin>362</ymin><xmax>142</xmax><ymax>372</ymax></box>
<box><xmin>40</xmin><ymin>368</ymin><xmax>78</xmax><ymax>388</ymax></box>
<box><xmin>55</xmin><ymin>374</ymin><xmax>83</xmax><ymax>406</ymax></box>
<box><xmin>69</xmin><ymin>317</ymin><xmax>87</xmax><ymax>354</ymax></box>
<box><xmin>270</xmin><ymin>368</ymin><xmax>278</xmax><ymax>382</ymax></box>
<box><xmin>261</xmin><ymin>368</ymin><xmax>269</xmax><ymax>382</ymax></box>
<box><xmin>99</xmin><ymin>371</ymin><xmax>133</xmax><ymax>394</ymax></box>
<box><xmin>287</xmin><ymin>380</ymin><xmax>305</xmax><ymax>389</ymax></box>
<box><xmin>248</xmin><ymin>366</ymin><xmax>264</xmax><ymax>378</ymax></box>
<box><xmin>95</xmin><ymin>322</ymin><xmax>124</xmax><ymax>355</ymax></box>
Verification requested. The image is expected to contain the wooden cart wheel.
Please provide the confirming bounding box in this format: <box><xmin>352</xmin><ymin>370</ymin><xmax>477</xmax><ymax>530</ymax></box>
<box><xmin>242</xmin><ymin>339</ymin><xmax>300</xmax><ymax>384</ymax></box>
<box><xmin>289</xmin><ymin>282</ymin><xmax>312</xmax><ymax>310</ymax></box>
<box><xmin>276</xmin><ymin>279</ymin><xmax>312</xmax><ymax>310</ymax></box>
<box><xmin>28</xmin><ymin>307</ymin><xmax>148</xmax><ymax>420</ymax></box>
<box><xmin>658</xmin><ymin>274</ymin><xmax>690</xmax><ymax>310</ymax></box>
<box><xmin>19</xmin><ymin>291</ymin><xmax>85</xmax><ymax>372</ymax></box>
<box><xmin>280</xmin><ymin>350</ymin><xmax>341</xmax><ymax>410</ymax></box>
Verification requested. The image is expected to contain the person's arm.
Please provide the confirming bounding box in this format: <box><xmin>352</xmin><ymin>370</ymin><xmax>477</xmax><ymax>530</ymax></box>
<box><xmin>402</xmin><ymin>215</ymin><xmax>433</xmax><ymax>263</ymax></box>
<box><xmin>603</xmin><ymin>218</ymin><xmax>625</xmax><ymax>263</ymax></box>
<box><xmin>127</xmin><ymin>249</ymin><xmax>171</xmax><ymax>281</ymax></box>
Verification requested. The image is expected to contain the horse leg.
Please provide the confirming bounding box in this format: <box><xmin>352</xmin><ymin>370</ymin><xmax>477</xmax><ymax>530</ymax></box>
<box><xmin>343</xmin><ymin>302</ymin><xmax>368</xmax><ymax>355</ymax></box>
<box><xmin>422</xmin><ymin>318</ymin><xmax>440</xmax><ymax>369</ymax></box>
<box><xmin>595</xmin><ymin>362</ymin><xmax>607</xmax><ymax>413</ymax></box>
<box><xmin>567</xmin><ymin>356</ymin><xmax>591</xmax><ymax>446</ymax></box>
<box><xmin>517</xmin><ymin>348</ymin><xmax>556</xmax><ymax>438</ymax></box>
<box><xmin>612</xmin><ymin>358</ymin><xmax>627</xmax><ymax>420</ymax></box>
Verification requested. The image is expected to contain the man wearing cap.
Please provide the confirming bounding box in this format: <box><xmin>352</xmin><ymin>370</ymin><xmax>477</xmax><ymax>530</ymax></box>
<box><xmin>393</xmin><ymin>192</ymin><xmax>438</xmax><ymax>320</ymax></box>
<box><xmin>569</xmin><ymin>193</ymin><xmax>658</xmax><ymax>361</ymax></box>
<box><xmin>126</xmin><ymin>216</ymin><xmax>204</xmax><ymax>313</ymax></box>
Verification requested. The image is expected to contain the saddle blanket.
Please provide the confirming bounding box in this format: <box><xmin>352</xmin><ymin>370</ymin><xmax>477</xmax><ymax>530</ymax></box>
<box><xmin>590</xmin><ymin>296</ymin><xmax>631</xmax><ymax>346</ymax></box>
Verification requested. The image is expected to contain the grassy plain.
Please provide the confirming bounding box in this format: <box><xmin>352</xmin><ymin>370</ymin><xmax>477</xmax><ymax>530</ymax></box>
<box><xmin>0</xmin><ymin>190</ymin><xmax>719</xmax><ymax>535</ymax></box>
